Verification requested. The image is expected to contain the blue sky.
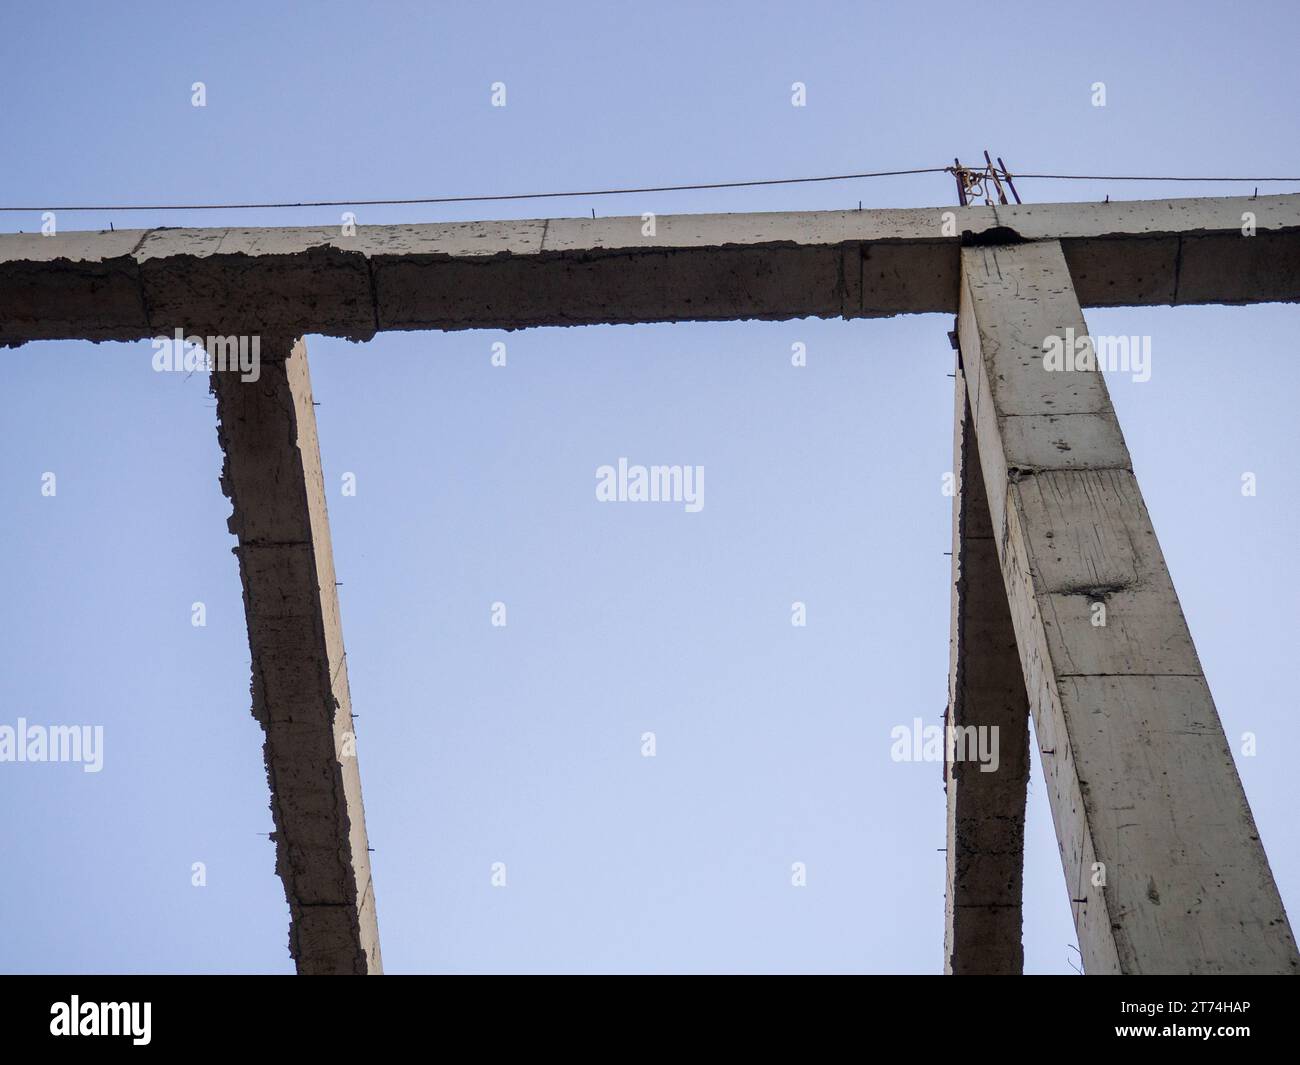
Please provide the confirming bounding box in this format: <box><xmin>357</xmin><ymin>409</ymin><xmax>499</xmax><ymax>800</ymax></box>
<box><xmin>0</xmin><ymin>0</ymin><xmax>1297</xmax><ymax>973</ymax></box>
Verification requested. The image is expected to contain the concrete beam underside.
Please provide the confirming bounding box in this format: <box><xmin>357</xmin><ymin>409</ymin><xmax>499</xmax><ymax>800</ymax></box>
<box><xmin>3</xmin><ymin>193</ymin><xmax>1299</xmax><ymax>345</ymax></box>
<box><xmin>212</xmin><ymin>338</ymin><xmax>381</xmax><ymax>975</ymax></box>
<box><xmin>958</xmin><ymin>240</ymin><xmax>1298</xmax><ymax>974</ymax></box>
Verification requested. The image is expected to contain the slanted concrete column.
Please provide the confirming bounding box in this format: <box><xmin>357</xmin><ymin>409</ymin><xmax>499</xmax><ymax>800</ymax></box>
<box><xmin>944</xmin><ymin>355</ymin><xmax>1032</xmax><ymax>974</ymax></box>
<box><xmin>212</xmin><ymin>337</ymin><xmax>382</xmax><ymax>975</ymax></box>
<box><xmin>958</xmin><ymin>240</ymin><xmax>1298</xmax><ymax>974</ymax></box>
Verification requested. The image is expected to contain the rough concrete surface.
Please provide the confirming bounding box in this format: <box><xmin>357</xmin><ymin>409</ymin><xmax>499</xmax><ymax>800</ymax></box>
<box><xmin>959</xmin><ymin>240</ymin><xmax>1299</xmax><ymax>974</ymax></box>
<box><xmin>211</xmin><ymin>337</ymin><xmax>381</xmax><ymax>975</ymax></box>
<box><xmin>944</xmin><ymin>363</ymin><xmax>1032</xmax><ymax>974</ymax></box>
<box><xmin>7</xmin><ymin>193</ymin><xmax>1297</xmax><ymax>975</ymax></box>
<box><xmin>2</xmin><ymin>193</ymin><xmax>1298</xmax><ymax>345</ymax></box>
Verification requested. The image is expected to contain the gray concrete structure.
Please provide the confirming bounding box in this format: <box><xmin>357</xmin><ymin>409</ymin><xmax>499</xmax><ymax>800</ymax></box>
<box><xmin>957</xmin><ymin>241</ymin><xmax>1296</xmax><ymax>974</ymax></box>
<box><xmin>3</xmin><ymin>192</ymin><xmax>1296</xmax><ymax>974</ymax></box>
<box><xmin>212</xmin><ymin>337</ymin><xmax>381</xmax><ymax>974</ymax></box>
<box><xmin>2</xmin><ymin>194</ymin><xmax>1299</xmax><ymax>344</ymax></box>
<box><xmin>944</xmin><ymin>366</ymin><xmax>1031</xmax><ymax>974</ymax></box>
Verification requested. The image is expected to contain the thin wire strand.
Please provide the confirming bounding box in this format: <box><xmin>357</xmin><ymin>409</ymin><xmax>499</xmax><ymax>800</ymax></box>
<box><xmin>1</xmin><ymin>167</ymin><xmax>1298</xmax><ymax>213</ymax></box>
<box><xmin>0</xmin><ymin>167</ymin><xmax>948</xmax><ymax>212</ymax></box>
<box><xmin>1017</xmin><ymin>173</ymin><xmax>1300</xmax><ymax>182</ymax></box>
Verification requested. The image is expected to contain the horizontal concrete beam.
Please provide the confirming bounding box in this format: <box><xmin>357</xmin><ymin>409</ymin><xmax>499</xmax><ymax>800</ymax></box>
<box><xmin>2</xmin><ymin>194</ymin><xmax>1298</xmax><ymax>344</ymax></box>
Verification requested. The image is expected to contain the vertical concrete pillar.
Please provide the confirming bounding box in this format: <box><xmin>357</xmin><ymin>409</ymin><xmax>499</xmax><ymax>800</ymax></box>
<box><xmin>958</xmin><ymin>240</ymin><xmax>1298</xmax><ymax>974</ymax></box>
<box><xmin>944</xmin><ymin>354</ymin><xmax>1032</xmax><ymax>974</ymax></box>
<box><xmin>212</xmin><ymin>337</ymin><xmax>382</xmax><ymax>975</ymax></box>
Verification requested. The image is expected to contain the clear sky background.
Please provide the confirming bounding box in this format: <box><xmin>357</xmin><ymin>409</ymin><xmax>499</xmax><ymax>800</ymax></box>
<box><xmin>0</xmin><ymin>0</ymin><xmax>1297</xmax><ymax>974</ymax></box>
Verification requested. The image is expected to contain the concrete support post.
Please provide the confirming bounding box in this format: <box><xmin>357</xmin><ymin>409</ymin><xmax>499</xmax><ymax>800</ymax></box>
<box><xmin>958</xmin><ymin>240</ymin><xmax>1298</xmax><ymax>974</ymax></box>
<box><xmin>211</xmin><ymin>337</ymin><xmax>382</xmax><ymax>975</ymax></box>
<box><xmin>944</xmin><ymin>354</ymin><xmax>1032</xmax><ymax>974</ymax></box>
